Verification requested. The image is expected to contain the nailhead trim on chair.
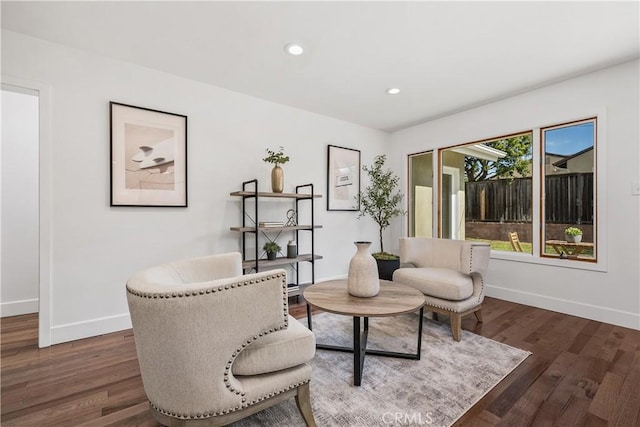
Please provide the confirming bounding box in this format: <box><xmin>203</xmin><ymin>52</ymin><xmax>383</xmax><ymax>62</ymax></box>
<box><xmin>149</xmin><ymin>379</ymin><xmax>311</xmax><ymax>420</ymax></box>
<box><xmin>473</xmin><ymin>272</ymin><xmax>484</xmax><ymax>304</ymax></box>
<box><xmin>469</xmin><ymin>246</ymin><xmax>484</xmax><ymax>304</ymax></box>
<box><xmin>129</xmin><ymin>273</ymin><xmax>304</xmax><ymax>420</ymax></box>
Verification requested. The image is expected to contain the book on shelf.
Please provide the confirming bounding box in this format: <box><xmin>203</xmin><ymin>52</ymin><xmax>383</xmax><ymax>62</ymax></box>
<box><xmin>259</xmin><ymin>221</ymin><xmax>285</xmax><ymax>227</ymax></box>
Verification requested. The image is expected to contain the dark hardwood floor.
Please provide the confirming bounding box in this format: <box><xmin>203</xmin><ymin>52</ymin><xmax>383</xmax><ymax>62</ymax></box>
<box><xmin>2</xmin><ymin>296</ymin><xmax>639</xmax><ymax>426</ymax></box>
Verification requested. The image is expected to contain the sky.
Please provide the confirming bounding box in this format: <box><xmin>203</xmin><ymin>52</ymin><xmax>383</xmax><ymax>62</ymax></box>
<box><xmin>544</xmin><ymin>122</ymin><xmax>595</xmax><ymax>156</ymax></box>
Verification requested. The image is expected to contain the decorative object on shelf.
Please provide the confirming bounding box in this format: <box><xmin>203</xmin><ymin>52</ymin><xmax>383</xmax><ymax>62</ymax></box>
<box><xmin>263</xmin><ymin>146</ymin><xmax>290</xmax><ymax>193</ymax></box>
<box><xmin>287</xmin><ymin>240</ymin><xmax>297</xmax><ymax>258</ymax></box>
<box><xmin>564</xmin><ymin>226</ymin><xmax>583</xmax><ymax>243</ymax></box>
<box><xmin>285</xmin><ymin>209</ymin><xmax>297</xmax><ymax>226</ymax></box>
<box><xmin>230</xmin><ymin>179</ymin><xmax>322</xmax><ymax>298</ymax></box>
<box><xmin>263</xmin><ymin>241</ymin><xmax>281</xmax><ymax>260</ymax></box>
<box><xmin>347</xmin><ymin>241</ymin><xmax>380</xmax><ymax>298</ymax></box>
<box><xmin>110</xmin><ymin>102</ymin><xmax>187</xmax><ymax>207</ymax></box>
<box><xmin>357</xmin><ymin>154</ymin><xmax>406</xmax><ymax>280</ymax></box>
<box><xmin>327</xmin><ymin>145</ymin><xmax>361</xmax><ymax>211</ymax></box>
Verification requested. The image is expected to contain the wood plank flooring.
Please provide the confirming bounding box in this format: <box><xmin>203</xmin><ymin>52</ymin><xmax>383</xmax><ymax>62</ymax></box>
<box><xmin>2</xmin><ymin>297</ymin><xmax>639</xmax><ymax>426</ymax></box>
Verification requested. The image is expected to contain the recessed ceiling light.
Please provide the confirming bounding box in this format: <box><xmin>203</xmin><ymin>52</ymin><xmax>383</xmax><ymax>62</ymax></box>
<box><xmin>284</xmin><ymin>43</ymin><xmax>304</xmax><ymax>56</ymax></box>
<box><xmin>386</xmin><ymin>88</ymin><xmax>401</xmax><ymax>95</ymax></box>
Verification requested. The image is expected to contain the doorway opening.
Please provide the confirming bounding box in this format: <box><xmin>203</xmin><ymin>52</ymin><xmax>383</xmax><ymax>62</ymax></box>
<box><xmin>1</xmin><ymin>79</ymin><xmax>51</xmax><ymax>347</ymax></box>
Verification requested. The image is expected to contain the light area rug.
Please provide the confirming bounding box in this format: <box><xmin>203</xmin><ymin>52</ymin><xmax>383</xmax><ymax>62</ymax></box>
<box><xmin>233</xmin><ymin>312</ymin><xmax>530</xmax><ymax>427</ymax></box>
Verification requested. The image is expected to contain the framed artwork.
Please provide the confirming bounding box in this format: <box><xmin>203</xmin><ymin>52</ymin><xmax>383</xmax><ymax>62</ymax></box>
<box><xmin>327</xmin><ymin>144</ymin><xmax>361</xmax><ymax>211</ymax></box>
<box><xmin>110</xmin><ymin>102</ymin><xmax>187</xmax><ymax>207</ymax></box>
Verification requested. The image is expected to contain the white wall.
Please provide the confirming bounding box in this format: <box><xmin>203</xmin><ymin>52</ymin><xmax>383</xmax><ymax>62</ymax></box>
<box><xmin>4</xmin><ymin>28</ymin><xmax>637</xmax><ymax>344</ymax></box>
<box><xmin>1</xmin><ymin>88</ymin><xmax>40</xmax><ymax>316</ymax></box>
<box><xmin>390</xmin><ymin>60</ymin><xmax>640</xmax><ymax>329</ymax></box>
<box><xmin>1</xmin><ymin>30</ymin><xmax>388</xmax><ymax>344</ymax></box>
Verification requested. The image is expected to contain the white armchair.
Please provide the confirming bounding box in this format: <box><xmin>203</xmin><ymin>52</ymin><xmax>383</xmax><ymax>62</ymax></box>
<box><xmin>126</xmin><ymin>252</ymin><xmax>317</xmax><ymax>426</ymax></box>
<box><xmin>392</xmin><ymin>238</ymin><xmax>491</xmax><ymax>341</ymax></box>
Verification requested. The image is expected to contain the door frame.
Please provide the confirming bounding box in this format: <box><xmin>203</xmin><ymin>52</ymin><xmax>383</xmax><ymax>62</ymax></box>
<box><xmin>2</xmin><ymin>75</ymin><xmax>52</xmax><ymax>347</ymax></box>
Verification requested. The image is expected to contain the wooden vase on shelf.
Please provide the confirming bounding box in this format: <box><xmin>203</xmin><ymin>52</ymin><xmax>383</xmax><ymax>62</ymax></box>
<box><xmin>271</xmin><ymin>166</ymin><xmax>284</xmax><ymax>193</ymax></box>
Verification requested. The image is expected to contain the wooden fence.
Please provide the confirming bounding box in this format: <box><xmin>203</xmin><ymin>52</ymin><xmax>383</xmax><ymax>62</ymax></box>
<box><xmin>465</xmin><ymin>173</ymin><xmax>593</xmax><ymax>224</ymax></box>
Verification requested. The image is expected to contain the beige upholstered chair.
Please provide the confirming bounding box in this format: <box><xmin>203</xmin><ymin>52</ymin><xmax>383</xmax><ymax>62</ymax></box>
<box><xmin>126</xmin><ymin>252</ymin><xmax>317</xmax><ymax>426</ymax></box>
<box><xmin>392</xmin><ymin>238</ymin><xmax>491</xmax><ymax>341</ymax></box>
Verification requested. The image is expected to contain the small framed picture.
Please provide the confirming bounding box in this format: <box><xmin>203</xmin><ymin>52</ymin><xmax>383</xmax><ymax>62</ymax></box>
<box><xmin>327</xmin><ymin>145</ymin><xmax>361</xmax><ymax>211</ymax></box>
<box><xmin>110</xmin><ymin>102</ymin><xmax>187</xmax><ymax>207</ymax></box>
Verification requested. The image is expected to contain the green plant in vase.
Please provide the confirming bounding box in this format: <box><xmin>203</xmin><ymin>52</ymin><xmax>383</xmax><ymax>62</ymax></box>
<box><xmin>263</xmin><ymin>146</ymin><xmax>290</xmax><ymax>193</ymax></box>
<box><xmin>263</xmin><ymin>241</ymin><xmax>281</xmax><ymax>260</ymax></box>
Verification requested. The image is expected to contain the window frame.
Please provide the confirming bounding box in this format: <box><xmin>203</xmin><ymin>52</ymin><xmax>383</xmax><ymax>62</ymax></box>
<box><xmin>540</xmin><ymin>117</ymin><xmax>598</xmax><ymax>263</ymax></box>
<box><xmin>406</xmin><ymin>110</ymin><xmax>607</xmax><ymax>272</ymax></box>
<box><xmin>407</xmin><ymin>150</ymin><xmax>435</xmax><ymax>238</ymax></box>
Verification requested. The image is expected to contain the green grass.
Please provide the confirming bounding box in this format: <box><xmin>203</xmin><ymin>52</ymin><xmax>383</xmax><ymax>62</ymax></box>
<box><xmin>468</xmin><ymin>238</ymin><xmax>594</xmax><ymax>258</ymax></box>
<box><xmin>468</xmin><ymin>238</ymin><xmax>532</xmax><ymax>253</ymax></box>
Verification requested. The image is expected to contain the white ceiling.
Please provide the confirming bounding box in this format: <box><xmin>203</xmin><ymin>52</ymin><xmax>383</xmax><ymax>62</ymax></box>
<box><xmin>2</xmin><ymin>1</ymin><xmax>639</xmax><ymax>132</ymax></box>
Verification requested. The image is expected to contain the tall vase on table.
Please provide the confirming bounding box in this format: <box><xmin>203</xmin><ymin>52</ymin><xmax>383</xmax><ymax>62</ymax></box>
<box><xmin>347</xmin><ymin>241</ymin><xmax>380</xmax><ymax>297</ymax></box>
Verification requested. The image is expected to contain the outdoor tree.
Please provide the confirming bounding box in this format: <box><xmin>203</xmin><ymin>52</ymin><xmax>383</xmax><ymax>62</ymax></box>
<box><xmin>464</xmin><ymin>134</ymin><xmax>532</xmax><ymax>182</ymax></box>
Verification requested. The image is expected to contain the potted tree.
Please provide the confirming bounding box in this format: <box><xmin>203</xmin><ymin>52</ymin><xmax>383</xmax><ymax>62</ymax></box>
<box><xmin>263</xmin><ymin>146</ymin><xmax>290</xmax><ymax>193</ymax></box>
<box><xmin>564</xmin><ymin>227</ymin><xmax>583</xmax><ymax>243</ymax></box>
<box><xmin>357</xmin><ymin>154</ymin><xmax>406</xmax><ymax>280</ymax></box>
<box><xmin>263</xmin><ymin>241</ymin><xmax>281</xmax><ymax>260</ymax></box>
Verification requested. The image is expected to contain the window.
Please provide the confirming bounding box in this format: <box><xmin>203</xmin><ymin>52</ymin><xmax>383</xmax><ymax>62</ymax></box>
<box><xmin>541</xmin><ymin>118</ymin><xmax>596</xmax><ymax>261</ymax></box>
<box><xmin>408</xmin><ymin>116</ymin><xmax>601</xmax><ymax>266</ymax></box>
<box><xmin>408</xmin><ymin>151</ymin><xmax>434</xmax><ymax>237</ymax></box>
<box><xmin>439</xmin><ymin>133</ymin><xmax>533</xmax><ymax>252</ymax></box>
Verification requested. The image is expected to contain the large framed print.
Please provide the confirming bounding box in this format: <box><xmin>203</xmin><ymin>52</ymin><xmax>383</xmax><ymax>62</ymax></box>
<box><xmin>327</xmin><ymin>145</ymin><xmax>361</xmax><ymax>211</ymax></box>
<box><xmin>110</xmin><ymin>102</ymin><xmax>187</xmax><ymax>207</ymax></box>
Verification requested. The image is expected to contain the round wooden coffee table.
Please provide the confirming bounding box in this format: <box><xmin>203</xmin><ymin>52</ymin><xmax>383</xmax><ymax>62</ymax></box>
<box><xmin>303</xmin><ymin>279</ymin><xmax>425</xmax><ymax>386</ymax></box>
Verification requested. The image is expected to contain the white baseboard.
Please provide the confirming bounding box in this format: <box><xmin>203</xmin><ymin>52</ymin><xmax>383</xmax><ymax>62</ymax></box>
<box><xmin>1</xmin><ymin>298</ymin><xmax>39</xmax><ymax>317</ymax></box>
<box><xmin>50</xmin><ymin>313</ymin><xmax>132</xmax><ymax>345</ymax></box>
<box><xmin>486</xmin><ymin>284</ymin><xmax>640</xmax><ymax>330</ymax></box>
<box><xmin>45</xmin><ymin>281</ymin><xmax>637</xmax><ymax>345</ymax></box>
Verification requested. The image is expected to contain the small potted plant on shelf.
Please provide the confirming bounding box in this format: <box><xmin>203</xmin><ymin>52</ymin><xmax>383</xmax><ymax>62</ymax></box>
<box><xmin>564</xmin><ymin>227</ymin><xmax>583</xmax><ymax>243</ymax></box>
<box><xmin>263</xmin><ymin>146</ymin><xmax>290</xmax><ymax>193</ymax></box>
<box><xmin>263</xmin><ymin>241</ymin><xmax>281</xmax><ymax>260</ymax></box>
<box><xmin>357</xmin><ymin>154</ymin><xmax>406</xmax><ymax>280</ymax></box>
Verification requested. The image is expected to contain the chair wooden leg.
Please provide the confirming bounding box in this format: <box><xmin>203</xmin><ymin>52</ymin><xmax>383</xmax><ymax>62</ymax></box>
<box><xmin>450</xmin><ymin>313</ymin><xmax>462</xmax><ymax>342</ymax></box>
<box><xmin>295</xmin><ymin>382</ymin><xmax>316</xmax><ymax>427</ymax></box>
<box><xmin>474</xmin><ymin>308</ymin><xmax>483</xmax><ymax>323</ymax></box>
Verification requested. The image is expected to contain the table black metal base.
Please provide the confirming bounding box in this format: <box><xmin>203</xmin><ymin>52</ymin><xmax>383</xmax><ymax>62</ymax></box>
<box><xmin>306</xmin><ymin>305</ymin><xmax>424</xmax><ymax>386</ymax></box>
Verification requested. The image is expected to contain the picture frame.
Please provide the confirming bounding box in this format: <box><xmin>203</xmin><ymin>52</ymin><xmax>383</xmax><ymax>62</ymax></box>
<box><xmin>110</xmin><ymin>102</ymin><xmax>187</xmax><ymax>207</ymax></box>
<box><xmin>327</xmin><ymin>144</ymin><xmax>361</xmax><ymax>211</ymax></box>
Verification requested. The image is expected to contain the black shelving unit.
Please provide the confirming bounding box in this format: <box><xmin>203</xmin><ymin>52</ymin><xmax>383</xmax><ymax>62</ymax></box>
<box><xmin>230</xmin><ymin>179</ymin><xmax>322</xmax><ymax>296</ymax></box>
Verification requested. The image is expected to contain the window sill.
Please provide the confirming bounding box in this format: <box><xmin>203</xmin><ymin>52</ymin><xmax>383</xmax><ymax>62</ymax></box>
<box><xmin>490</xmin><ymin>250</ymin><xmax>607</xmax><ymax>273</ymax></box>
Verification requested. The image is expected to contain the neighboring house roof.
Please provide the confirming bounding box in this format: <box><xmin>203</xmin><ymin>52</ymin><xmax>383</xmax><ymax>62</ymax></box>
<box><xmin>552</xmin><ymin>146</ymin><xmax>594</xmax><ymax>169</ymax></box>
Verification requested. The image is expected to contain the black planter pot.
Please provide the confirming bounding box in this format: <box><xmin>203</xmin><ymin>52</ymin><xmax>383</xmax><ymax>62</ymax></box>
<box><xmin>376</xmin><ymin>258</ymin><xmax>400</xmax><ymax>281</ymax></box>
<box><xmin>267</xmin><ymin>252</ymin><xmax>277</xmax><ymax>260</ymax></box>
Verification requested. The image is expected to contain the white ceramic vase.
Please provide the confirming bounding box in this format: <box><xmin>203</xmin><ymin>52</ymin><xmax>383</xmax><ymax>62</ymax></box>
<box><xmin>565</xmin><ymin>234</ymin><xmax>582</xmax><ymax>243</ymax></box>
<box><xmin>347</xmin><ymin>241</ymin><xmax>380</xmax><ymax>297</ymax></box>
